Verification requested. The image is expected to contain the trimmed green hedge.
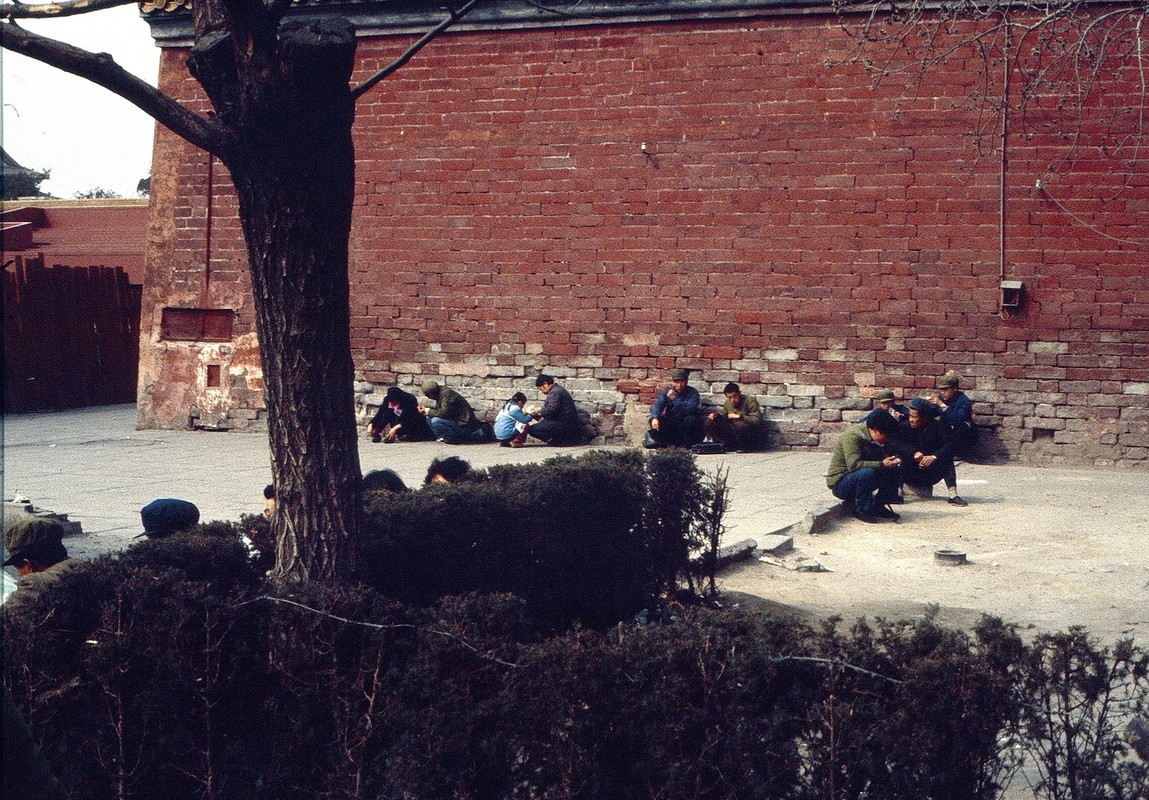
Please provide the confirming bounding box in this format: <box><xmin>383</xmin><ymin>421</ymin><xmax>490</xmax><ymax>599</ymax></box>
<box><xmin>361</xmin><ymin>449</ymin><xmax>711</xmax><ymax>626</ymax></box>
<box><xmin>5</xmin><ymin>545</ymin><xmax>1147</xmax><ymax>800</ymax></box>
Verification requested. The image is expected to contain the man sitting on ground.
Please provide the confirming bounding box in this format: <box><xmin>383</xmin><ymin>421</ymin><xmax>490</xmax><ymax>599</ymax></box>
<box><xmin>528</xmin><ymin>374</ymin><xmax>581</xmax><ymax>445</ymax></box>
<box><xmin>3</xmin><ymin>518</ymin><xmax>80</xmax><ymax>612</ymax></box>
<box><xmin>875</xmin><ymin>389</ymin><xmax>909</xmax><ymax>422</ymax></box>
<box><xmin>704</xmin><ymin>382</ymin><xmax>763</xmax><ymax>452</ymax></box>
<box><xmin>929</xmin><ymin>373</ymin><xmax>976</xmax><ymax>458</ymax></box>
<box><xmin>891</xmin><ymin>397</ymin><xmax>967</xmax><ymax>506</ymax></box>
<box><xmin>419</xmin><ymin>381</ymin><xmax>490</xmax><ymax>444</ymax></box>
<box><xmin>825</xmin><ymin>411</ymin><xmax>903</xmax><ymax>523</ymax></box>
<box><xmin>646</xmin><ymin>368</ymin><xmax>704</xmax><ymax>448</ymax></box>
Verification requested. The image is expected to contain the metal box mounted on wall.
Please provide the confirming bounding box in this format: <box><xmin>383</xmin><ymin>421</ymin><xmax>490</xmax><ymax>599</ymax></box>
<box><xmin>1000</xmin><ymin>280</ymin><xmax>1024</xmax><ymax>309</ymax></box>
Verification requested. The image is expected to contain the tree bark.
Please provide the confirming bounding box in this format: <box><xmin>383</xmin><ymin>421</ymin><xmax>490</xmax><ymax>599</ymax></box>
<box><xmin>3</xmin><ymin>0</ymin><xmax>477</xmax><ymax>584</ymax></box>
<box><xmin>190</xmin><ymin>14</ymin><xmax>364</xmax><ymax>582</ymax></box>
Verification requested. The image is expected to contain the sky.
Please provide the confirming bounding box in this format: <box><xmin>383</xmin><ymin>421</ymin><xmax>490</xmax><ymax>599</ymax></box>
<box><xmin>2</xmin><ymin>3</ymin><xmax>161</xmax><ymax>199</ymax></box>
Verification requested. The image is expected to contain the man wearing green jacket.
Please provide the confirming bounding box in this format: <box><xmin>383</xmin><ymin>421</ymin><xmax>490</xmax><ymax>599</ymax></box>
<box><xmin>419</xmin><ymin>381</ymin><xmax>490</xmax><ymax>444</ymax></box>
<box><xmin>826</xmin><ymin>411</ymin><xmax>903</xmax><ymax>523</ymax></box>
<box><xmin>704</xmin><ymin>382</ymin><xmax>763</xmax><ymax>452</ymax></box>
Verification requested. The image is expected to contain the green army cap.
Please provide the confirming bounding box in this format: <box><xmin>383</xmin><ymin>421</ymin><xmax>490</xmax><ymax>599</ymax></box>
<box><xmin>3</xmin><ymin>517</ymin><xmax>67</xmax><ymax>567</ymax></box>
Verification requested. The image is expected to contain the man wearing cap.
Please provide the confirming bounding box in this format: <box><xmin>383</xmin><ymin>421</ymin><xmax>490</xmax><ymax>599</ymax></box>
<box><xmin>139</xmin><ymin>498</ymin><xmax>201</xmax><ymax>538</ymax></box>
<box><xmin>891</xmin><ymin>398</ymin><xmax>967</xmax><ymax>505</ymax></box>
<box><xmin>3</xmin><ymin>518</ymin><xmax>79</xmax><ymax>612</ymax></box>
<box><xmin>528</xmin><ymin>374</ymin><xmax>581</xmax><ymax>445</ymax></box>
<box><xmin>418</xmin><ymin>381</ymin><xmax>490</xmax><ymax>444</ymax></box>
<box><xmin>875</xmin><ymin>389</ymin><xmax>909</xmax><ymax>422</ymax></box>
<box><xmin>825</xmin><ymin>411</ymin><xmax>904</xmax><ymax>523</ymax></box>
<box><xmin>929</xmin><ymin>373</ymin><xmax>977</xmax><ymax>458</ymax></box>
<box><xmin>646</xmin><ymin>368</ymin><xmax>704</xmax><ymax>448</ymax></box>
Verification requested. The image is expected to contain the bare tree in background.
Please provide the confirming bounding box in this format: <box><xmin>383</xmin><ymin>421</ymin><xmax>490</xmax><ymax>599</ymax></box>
<box><xmin>832</xmin><ymin>0</ymin><xmax>1148</xmax><ymax>198</ymax></box>
<box><xmin>1</xmin><ymin>0</ymin><xmax>479</xmax><ymax>583</ymax></box>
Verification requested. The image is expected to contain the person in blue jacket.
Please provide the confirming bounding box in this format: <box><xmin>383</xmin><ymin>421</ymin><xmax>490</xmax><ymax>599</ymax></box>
<box><xmin>646</xmin><ymin>368</ymin><xmax>704</xmax><ymax>448</ymax></box>
<box><xmin>929</xmin><ymin>373</ymin><xmax>977</xmax><ymax>458</ymax></box>
<box><xmin>494</xmin><ymin>391</ymin><xmax>533</xmax><ymax>447</ymax></box>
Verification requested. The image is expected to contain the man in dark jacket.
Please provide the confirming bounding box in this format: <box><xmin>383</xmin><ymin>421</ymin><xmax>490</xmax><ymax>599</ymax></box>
<box><xmin>367</xmin><ymin>386</ymin><xmax>435</xmax><ymax>443</ymax></box>
<box><xmin>646</xmin><ymin>368</ymin><xmax>704</xmax><ymax>448</ymax></box>
<box><xmin>893</xmin><ymin>397</ymin><xmax>969</xmax><ymax>506</ymax></box>
<box><xmin>528</xmin><ymin>374</ymin><xmax>581</xmax><ymax>444</ymax></box>
<box><xmin>929</xmin><ymin>373</ymin><xmax>976</xmax><ymax>457</ymax></box>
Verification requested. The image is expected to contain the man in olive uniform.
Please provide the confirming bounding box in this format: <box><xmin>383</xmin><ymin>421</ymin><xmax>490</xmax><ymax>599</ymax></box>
<box><xmin>3</xmin><ymin>517</ymin><xmax>79</xmax><ymax>612</ymax></box>
<box><xmin>419</xmin><ymin>380</ymin><xmax>490</xmax><ymax>444</ymax></box>
<box><xmin>704</xmin><ymin>382</ymin><xmax>763</xmax><ymax>452</ymax></box>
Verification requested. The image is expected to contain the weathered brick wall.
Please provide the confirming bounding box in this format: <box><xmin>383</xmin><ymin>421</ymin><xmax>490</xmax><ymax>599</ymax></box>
<box><xmin>137</xmin><ymin>51</ymin><xmax>264</xmax><ymax>431</ymax></box>
<box><xmin>140</xmin><ymin>8</ymin><xmax>1149</xmax><ymax>465</ymax></box>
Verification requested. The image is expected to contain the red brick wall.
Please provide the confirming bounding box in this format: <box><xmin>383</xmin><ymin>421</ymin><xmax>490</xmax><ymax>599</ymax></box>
<box><xmin>140</xmin><ymin>10</ymin><xmax>1149</xmax><ymax>465</ymax></box>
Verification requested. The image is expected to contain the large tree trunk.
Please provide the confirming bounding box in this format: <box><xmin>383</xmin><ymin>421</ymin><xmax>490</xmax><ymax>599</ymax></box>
<box><xmin>193</xmin><ymin>16</ymin><xmax>364</xmax><ymax>583</ymax></box>
<box><xmin>2</xmin><ymin>0</ymin><xmax>477</xmax><ymax>586</ymax></box>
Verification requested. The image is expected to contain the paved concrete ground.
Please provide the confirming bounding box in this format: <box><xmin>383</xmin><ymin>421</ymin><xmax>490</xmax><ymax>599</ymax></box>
<box><xmin>1</xmin><ymin>404</ymin><xmax>829</xmax><ymax>560</ymax></box>
<box><xmin>3</xmin><ymin>404</ymin><xmax>1147</xmax><ymax>646</ymax></box>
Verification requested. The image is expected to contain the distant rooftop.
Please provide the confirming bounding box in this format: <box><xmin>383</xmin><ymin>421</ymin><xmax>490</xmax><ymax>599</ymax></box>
<box><xmin>2</xmin><ymin>198</ymin><xmax>150</xmax><ymax>283</ymax></box>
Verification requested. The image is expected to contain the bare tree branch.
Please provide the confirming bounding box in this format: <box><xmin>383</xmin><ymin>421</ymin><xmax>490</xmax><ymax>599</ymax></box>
<box><xmin>0</xmin><ymin>21</ymin><xmax>234</xmax><ymax>156</ymax></box>
<box><xmin>0</xmin><ymin>0</ymin><xmax>138</xmax><ymax>19</ymax></box>
<box><xmin>350</xmin><ymin>0</ymin><xmax>483</xmax><ymax>101</ymax></box>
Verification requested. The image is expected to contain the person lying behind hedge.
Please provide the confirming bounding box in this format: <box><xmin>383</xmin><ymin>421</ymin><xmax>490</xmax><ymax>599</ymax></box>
<box><xmin>362</xmin><ymin>469</ymin><xmax>409</xmax><ymax>493</ymax></box>
<box><xmin>424</xmin><ymin>456</ymin><xmax>472</xmax><ymax>486</ymax></box>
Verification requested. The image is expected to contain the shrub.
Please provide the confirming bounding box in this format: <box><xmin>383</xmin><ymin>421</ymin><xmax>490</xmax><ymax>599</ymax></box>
<box><xmin>796</xmin><ymin>613</ymin><xmax>1026</xmax><ymax>800</ymax></box>
<box><xmin>362</xmin><ymin>450</ymin><xmax>661</xmax><ymax>626</ymax></box>
<box><xmin>6</xmin><ymin>557</ymin><xmax>1149</xmax><ymax>800</ymax></box>
<box><xmin>4</xmin><ymin>552</ymin><xmax>267</xmax><ymax>799</ymax></box>
<box><xmin>1018</xmin><ymin>629</ymin><xmax>1149</xmax><ymax>800</ymax></box>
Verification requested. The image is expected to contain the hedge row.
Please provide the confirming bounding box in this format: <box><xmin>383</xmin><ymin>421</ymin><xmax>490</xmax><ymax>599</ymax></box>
<box><xmin>4</xmin><ymin>537</ymin><xmax>1147</xmax><ymax>800</ymax></box>
<box><xmin>360</xmin><ymin>449</ymin><xmax>719</xmax><ymax>626</ymax></box>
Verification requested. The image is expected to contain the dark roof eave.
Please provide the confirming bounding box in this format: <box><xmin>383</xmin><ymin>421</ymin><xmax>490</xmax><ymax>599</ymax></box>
<box><xmin>144</xmin><ymin>0</ymin><xmax>840</xmax><ymax>46</ymax></box>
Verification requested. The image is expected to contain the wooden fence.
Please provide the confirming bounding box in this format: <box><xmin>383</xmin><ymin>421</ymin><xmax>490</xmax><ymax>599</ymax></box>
<box><xmin>3</xmin><ymin>254</ymin><xmax>142</xmax><ymax>413</ymax></box>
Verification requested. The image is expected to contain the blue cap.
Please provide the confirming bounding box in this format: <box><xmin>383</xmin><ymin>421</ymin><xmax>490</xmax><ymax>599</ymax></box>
<box><xmin>910</xmin><ymin>397</ymin><xmax>939</xmax><ymax>418</ymax></box>
<box><xmin>139</xmin><ymin>498</ymin><xmax>200</xmax><ymax>538</ymax></box>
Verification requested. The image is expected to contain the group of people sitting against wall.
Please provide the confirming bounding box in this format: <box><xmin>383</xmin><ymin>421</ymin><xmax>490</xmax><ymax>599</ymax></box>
<box><xmin>644</xmin><ymin>368</ymin><xmax>765</xmax><ymax>452</ymax></box>
<box><xmin>366</xmin><ymin>374</ymin><xmax>583</xmax><ymax>447</ymax></box>
<box><xmin>365</xmin><ymin>368</ymin><xmax>768</xmax><ymax>453</ymax></box>
<box><xmin>827</xmin><ymin>373</ymin><xmax>977</xmax><ymax>523</ymax></box>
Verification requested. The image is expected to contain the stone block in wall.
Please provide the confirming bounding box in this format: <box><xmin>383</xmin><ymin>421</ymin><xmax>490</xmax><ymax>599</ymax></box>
<box><xmin>1123</xmin><ymin>383</ymin><xmax>1149</xmax><ymax>395</ymax></box>
<box><xmin>487</xmin><ymin>365</ymin><xmax>529</xmax><ymax>377</ymax></box>
<box><xmin>1028</xmin><ymin>342</ymin><xmax>1070</xmax><ymax>355</ymax></box>
<box><xmin>1025</xmin><ymin>417</ymin><xmax>1064</xmax><ymax>430</ymax></box>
